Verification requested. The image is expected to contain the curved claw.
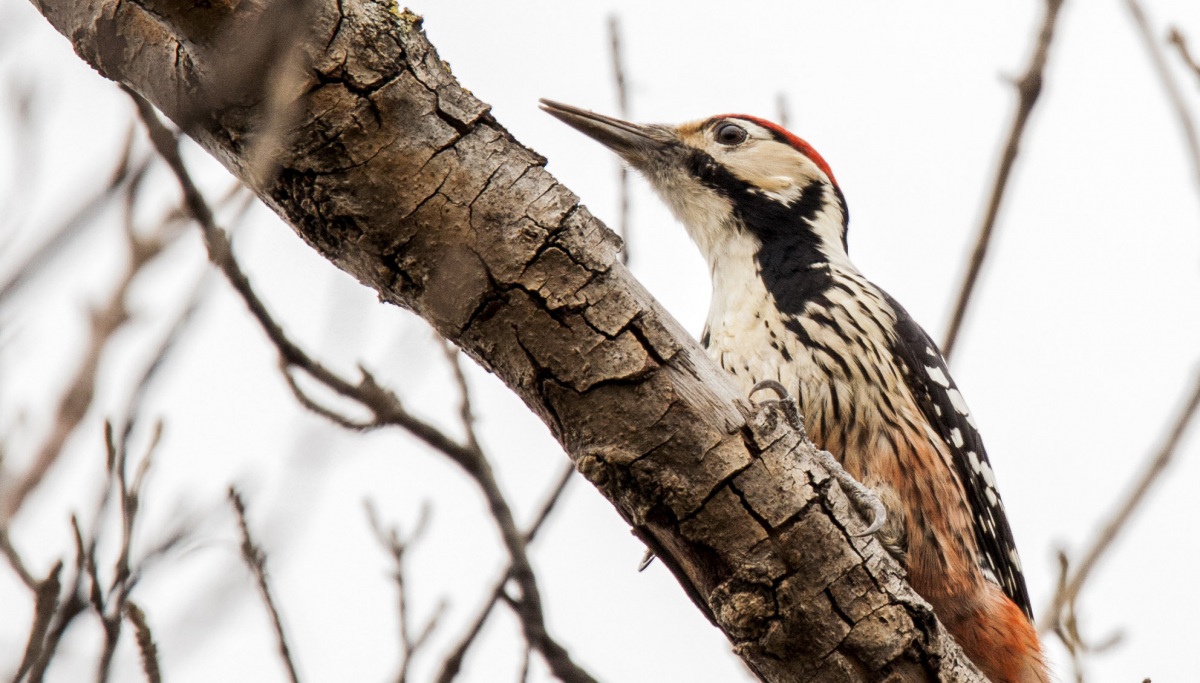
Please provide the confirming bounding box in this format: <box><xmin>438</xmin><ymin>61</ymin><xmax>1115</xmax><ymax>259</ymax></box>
<box><xmin>749</xmin><ymin>380</ymin><xmax>803</xmax><ymax>430</ymax></box>
<box><xmin>814</xmin><ymin>449</ymin><xmax>887</xmax><ymax>537</ymax></box>
<box><xmin>850</xmin><ymin>493</ymin><xmax>888</xmax><ymax>537</ymax></box>
<box><xmin>749</xmin><ymin>379</ymin><xmax>790</xmax><ymax>402</ymax></box>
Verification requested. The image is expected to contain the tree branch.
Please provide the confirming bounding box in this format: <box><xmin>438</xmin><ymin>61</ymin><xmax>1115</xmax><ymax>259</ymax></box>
<box><xmin>1168</xmin><ymin>26</ymin><xmax>1200</xmax><ymax>85</ymax></box>
<box><xmin>433</xmin><ymin>463</ymin><xmax>574</xmax><ymax>683</ymax></box>
<box><xmin>229</xmin><ymin>487</ymin><xmax>302</xmax><ymax>683</ymax></box>
<box><xmin>1041</xmin><ymin>367</ymin><xmax>1200</xmax><ymax>633</ymax></box>
<box><xmin>941</xmin><ymin>0</ymin><xmax>1065</xmax><ymax>359</ymax></box>
<box><xmin>1125</xmin><ymin>1</ymin><xmax>1200</xmax><ymax>220</ymax></box>
<box><xmin>608</xmin><ymin>14</ymin><xmax>631</xmax><ymax>265</ymax></box>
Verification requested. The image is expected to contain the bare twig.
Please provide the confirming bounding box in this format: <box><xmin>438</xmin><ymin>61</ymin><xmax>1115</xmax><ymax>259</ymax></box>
<box><xmin>123</xmin><ymin>601</ymin><xmax>163</xmax><ymax>683</ymax></box>
<box><xmin>1049</xmin><ymin>548</ymin><xmax>1124</xmax><ymax>682</ymax></box>
<box><xmin>1126</xmin><ymin>2</ymin><xmax>1200</xmax><ymax>209</ymax></box>
<box><xmin>0</xmin><ymin>526</ymin><xmax>36</xmax><ymax>589</ymax></box>
<box><xmin>19</xmin><ymin>520</ymin><xmax>90</xmax><ymax>683</ymax></box>
<box><xmin>12</xmin><ymin>561</ymin><xmax>63</xmax><ymax>683</ymax></box>
<box><xmin>608</xmin><ymin>15</ymin><xmax>631</xmax><ymax>265</ymax></box>
<box><xmin>1041</xmin><ymin>367</ymin><xmax>1200</xmax><ymax>633</ymax></box>
<box><xmin>433</xmin><ymin>463</ymin><xmax>575</xmax><ymax>683</ymax></box>
<box><xmin>365</xmin><ymin>501</ymin><xmax>445</xmax><ymax>683</ymax></box>
<box><xmin>941</xmin><ymin>0</ymin><xmax>1066</xmax><ymax>359</ymax></box>
<box><xmin>1169</xmin><ymin>27</ymin><xmax>1200</xmax><ymax>85</ymax></box>
<box><xmin>229</xmin><ymin>487</ymin><xmax>302</xmax><ymax>683</ymax></box>
<box><xmin>110</xmin><ymin>420</ymin><xmax>164</xmax><ymax>601</ymax></box>
<box><xmin>517</xmin><ymin>642</ymin><xmax>533</xmax><ymax>683</ymax></box>
<box><xmin>441</xmin><ymin>341</ymin><xmax>481</xmax><ymax>454</ymax></box>
<box><xmin>97</xmin><ymin>417</ymin><xmax>164</xmax><ymax>683</ymax></box>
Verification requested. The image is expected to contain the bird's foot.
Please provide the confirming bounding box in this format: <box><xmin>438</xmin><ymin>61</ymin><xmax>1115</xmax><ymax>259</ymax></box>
<box><xmin>812</xmin><ymin>449</ymin><xmax>887</xmax><ymax>537</ymax></box>
<box><xmin>749</xmin><ymin>379</ymin><xmax>803</xmax><ymax>429</ymax></box>
<box><xmin>748</xmin><ymin>380</ymin><xmax>885</xmax><ymax>537</ymax></box>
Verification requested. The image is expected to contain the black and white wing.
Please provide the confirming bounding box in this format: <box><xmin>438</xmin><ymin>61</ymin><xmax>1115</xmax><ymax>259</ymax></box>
<box><xmin>882</xmin><ymin>293</ymin><xmax>1034</xmax><ymax>620</ymax></box>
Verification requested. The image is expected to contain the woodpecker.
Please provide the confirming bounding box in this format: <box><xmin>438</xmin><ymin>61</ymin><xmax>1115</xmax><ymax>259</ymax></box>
<box><xmin>541</xmin><ymin>99</ymin><xmax>1048</xmax><ymax>683</ymax></box>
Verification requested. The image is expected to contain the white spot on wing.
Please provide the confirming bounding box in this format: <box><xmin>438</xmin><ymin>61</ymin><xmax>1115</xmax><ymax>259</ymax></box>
<box><xmin>985</xmin><ymin>488</ymin><xmax>997</xmax><ymax>506</ymax></box>
<box><xmin>947</xmin><ymin>388</ymin><xmax>970</xmax><ymax>416</ymax></box>
<box><xmin>968</xmin><ymin>451</ymin><xmax>981</xmax><ymax>473</ymax></box>
<box><xmin>979</xmin><ymin>461</ymin><xmax>997</xmax><ymax>488</ymax></box>
<box><xmin>925</xmin><ymin>365</ymin><xmax>950</xmax><ymax>388</ymax></box>
<box><xmin>950</xmin><ymin>428</ymin><xmax>963</xmax><ymax>448</ymax></box>
<box><xmin>1009</xmin><ymin>549</ymin><xmax>1023</xmax><ymax>572</ymax></box>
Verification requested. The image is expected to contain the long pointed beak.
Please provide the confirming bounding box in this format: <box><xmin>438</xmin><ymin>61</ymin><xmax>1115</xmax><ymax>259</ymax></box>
<box><xmin>539</xmin><ymin>99</ymin><xmax>673</xmax><ymax>166</ymax></box>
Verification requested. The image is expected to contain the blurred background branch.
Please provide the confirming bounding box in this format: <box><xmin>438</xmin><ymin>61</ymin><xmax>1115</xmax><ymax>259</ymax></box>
<box><xmin>941</xmin><ymin>0</ymin><xmax>1065</xmax><ymax>360</ymax></box>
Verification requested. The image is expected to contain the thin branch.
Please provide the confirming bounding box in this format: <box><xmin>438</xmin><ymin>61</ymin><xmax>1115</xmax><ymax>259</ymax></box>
<box><xmin>365</xmin><ymin>501</ymin><xmax>444</xmax><ymax>683</ymax></box>
<box><xmin>516</xmin><ymin>642</ymin><xmax>533</xmax><ymax>683</ymax></box>
<box><xmin>433</xmin><ymin>463</ymin><xmax>574</xmax><ymax>683</ymax></box>
<box><xmin>279</xmin><ymin>364</ymin><xmax>374</xmax><ymax>429</ymax></box>
<box><xmin>441</xmin><ymin>341</ymin><xmax>481</xmax><ymax>454</ymax></box>
<box><xmin>110</xmin><ymin>420</ymin><xmax>164</xmax><ymax>602</ymax></box>
<box><xmin>941</xmin><ymin>0</ymin><xmax>1065</xmax><ymax>359</ymax></box>
<box><xmin>229</xmin><ymin>487</ymin><xmax>302</xmax><ymax>683</ymax></box>
<box><xmin>20</xmin><ymin>521</ymin><xmax>90</xmax><ymax>683</ymax></box>
<box><xmin>1040</xmin><ymin>367</ymin><xmax>1200</xmax><ymax>633</ymax></box>
<box><xmin>1169</xmin><ymin>27</ymin><xmax>1200</xmax><ymax>85</ymax></box>
<box><xmin>12</xmin><ymin>561</ymin><xmax>62</xmax><ymax>683</ymax></box>
<box><xmin>1125</xmin><ymin>2</ymin><xmax>1200</xmax><ymax>215</ymax></box>
<box><xmin>123</xmin><ymin>602</ymin><xmax>162</xmax><ymax>683</ymax></box>
<box><xmin>608</xmin><ymin>15</ymin><xmax>631</xmax><ymax>265</ymax></box>
<box><xmin>0</xmin><ymin>526</ymin><xmax>36</xmax><ymax>589</ymax></box>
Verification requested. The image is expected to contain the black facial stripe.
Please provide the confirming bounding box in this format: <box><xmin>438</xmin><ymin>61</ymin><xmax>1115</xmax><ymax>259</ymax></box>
<box><xmin>683</xmin><ymin>148</ymin><xmax>851</xmax><ymax>317</ymax></box>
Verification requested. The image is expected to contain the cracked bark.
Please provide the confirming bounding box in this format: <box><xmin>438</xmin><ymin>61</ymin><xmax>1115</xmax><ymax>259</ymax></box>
<box><xmin>29</xmin><ymin>0</ymin><xmax>990</xmax><ymax>680</ymax></box>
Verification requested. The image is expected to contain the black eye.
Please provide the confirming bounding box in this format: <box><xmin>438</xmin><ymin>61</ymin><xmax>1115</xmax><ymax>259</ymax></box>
<box><xmin>715</xmin><ymin>123</ymin><xmax>748</xmax><ymax>145</ymax></box>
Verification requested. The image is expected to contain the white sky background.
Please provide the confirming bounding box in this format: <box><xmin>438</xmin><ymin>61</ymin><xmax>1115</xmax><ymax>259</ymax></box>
<box><xmin>1</xmin><ymin>0</ymin><xmax>1199</xmax><ymax>682</ymax></box>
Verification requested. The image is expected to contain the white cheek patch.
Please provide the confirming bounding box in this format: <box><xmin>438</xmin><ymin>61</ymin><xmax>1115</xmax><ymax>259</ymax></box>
<box><xmin>753</xmin><ymin>178</ymin><xmax>804</xmax><ymax>206</ymax></box>
<box><xmin>721</xmin><ymin>139</ymin><xmax>820</xmax><ymax>196</ymax></box>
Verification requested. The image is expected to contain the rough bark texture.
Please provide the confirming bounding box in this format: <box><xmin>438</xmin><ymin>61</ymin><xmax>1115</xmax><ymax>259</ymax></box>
<box><xmin>30</xmin><ymin>0</ymin><xmax>989</xmax><ymax>679</ymax></box>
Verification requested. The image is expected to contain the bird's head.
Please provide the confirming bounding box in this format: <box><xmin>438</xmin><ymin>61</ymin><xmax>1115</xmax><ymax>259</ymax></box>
<box><xmin>540</xmin><ymin>99</ymin><xmax>849</xmax><ymax>272</ymax></box>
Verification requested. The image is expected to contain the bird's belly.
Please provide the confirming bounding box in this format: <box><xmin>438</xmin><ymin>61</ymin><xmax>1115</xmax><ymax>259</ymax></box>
<box><xmin>705</xmin><ymin>308</ymin><xmax>808</xmax><ymax>398</ymax></box>
<box><xmin>705</xmin><ymin>309</ymin><xmax>925</xmax><ymax>481</ymax></box>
